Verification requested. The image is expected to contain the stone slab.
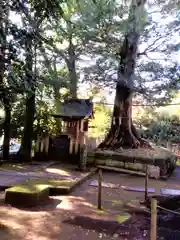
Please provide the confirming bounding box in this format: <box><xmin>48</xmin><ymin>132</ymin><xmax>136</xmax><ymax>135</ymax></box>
<box><xmin>0</xmin><ymin>170</ymin><xmax>21</xmax><ymax>176</ymax></box>
<box><xmin>17</xmin><ymin>172</ymin><xmax>76</xmax><ymax>179</ymax></box>
<box><xmin>0</xmin><ymin>175</ymin><xmax>39</xmax><ymax>189</ymax></box>
<box><xmin>160</xmin><ymin>188</ymin><xmax>180</xmax><ymax>196</ymax></box>
<box><xmin>0</xmin><ymin>169</ymin><xmax>76</xmax><ymax>179</ymax></box>
<box><xmin>122</xmin><ymin>186</ymin><xmax>155</xmax><ymax>193</ymax></box>
<box><xmin>5</xmin><ymin>184</ymin><xmax>49</xmax><ymax>207</ymax></box>
<box><xmin>89</xmin><ymin>180</ymin><xmax>119</xmax><ymax>189</ymax></box>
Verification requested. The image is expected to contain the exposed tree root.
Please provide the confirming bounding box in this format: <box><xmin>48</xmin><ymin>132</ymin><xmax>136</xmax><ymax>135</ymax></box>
<box><xmin>98</xmin><ymin>122</ymin><xmax>152</xmax><ymax>150</ymax></box>
<box><xmin>98</xmin><ymin>83</ymin><xmax>153</xmax><ymax>151</ymax></box>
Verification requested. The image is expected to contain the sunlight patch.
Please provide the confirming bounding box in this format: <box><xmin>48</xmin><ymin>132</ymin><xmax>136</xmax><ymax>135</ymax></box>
<box><xmin>45</xmin><ymin>168</ymin><xmax>70</xmax><ymax>176</ymax></box>
<box><xmin>116</xmin><ymin>213</ymin><xmax>131</xmax><ymax>224</ymax></box>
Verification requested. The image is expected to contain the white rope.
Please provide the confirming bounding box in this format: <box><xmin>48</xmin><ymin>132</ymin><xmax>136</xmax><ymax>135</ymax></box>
<box><xmin>99</xmin><ymin>171</ymin><xmax>180</xmax><ymax>216</ymax></box>
<box><xmin>157</xmin><ymin>205</ymin><xmax>180</xmax><ymax>216</ymax></box>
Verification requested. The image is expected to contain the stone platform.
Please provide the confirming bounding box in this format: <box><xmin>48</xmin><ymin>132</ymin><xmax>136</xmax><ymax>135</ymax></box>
<box><xmin>0</xmin><ymin>162</ymin><xmax>96</xmax><ymax>194</ymax></box>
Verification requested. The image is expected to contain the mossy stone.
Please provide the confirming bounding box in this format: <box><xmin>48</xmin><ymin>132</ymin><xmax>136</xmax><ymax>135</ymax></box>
<box><xmin>24</xmin><ymin>178</ymin><xmax>77</xmax><ymax>195</ymax></box>
<box><xmin>5</xmin><ymin>184</ymin><xmax>49</xmax><ymax>207</ymax></box>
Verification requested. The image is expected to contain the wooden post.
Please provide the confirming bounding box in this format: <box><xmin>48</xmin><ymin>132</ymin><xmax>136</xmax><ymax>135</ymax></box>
<box><xmin>145</xmin><ymin>164</ymin><xmax>148</xmax><ymax>202</ymax></box>
<box><xmin>35</xmin><ymin>136</ymin><xmax>40</xmax><ymax>153</ymax></box>
<box><xmin>75</xmin><ymin>121</ymin><xmax>80</xmax><ymax>154</ymax></box>
<box><xmin>150</xmin><ymin>198</ymin><xmax>157</xmax><ymax>240</ymax></box>
<box><xmin>44</xmin><ymin>136</ymin><xmax>49</xmax><ymax>154</ymax></box>
<box><xmin>40</xmin><ymin>136</ymin><xmax>44</xmax><ymax>152</ymax></box>
<box><xmin>98</xmin><ymin>168</ymin><xmax>102</xmax><ymax>210</ymax></box>
<box><xmin>69</xmin><ymin>138</ymin><xmax>73</xmax><ymax>154</ymax></box>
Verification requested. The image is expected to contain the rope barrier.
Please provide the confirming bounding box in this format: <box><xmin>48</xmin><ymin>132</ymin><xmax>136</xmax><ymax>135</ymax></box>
<box><xmin>97</xmin><ymin>168</ymin><xmax>180</xmax><ymax>240</ymax></box>
<box><xmin>97</xmin><ymin>167</ymin><xmax>180</xmax><ymax>216</ymax></box>
<box><xmin>157</xmin><ymin>205</ymin><xmax>180</xmax><ymax>216</ymax></box>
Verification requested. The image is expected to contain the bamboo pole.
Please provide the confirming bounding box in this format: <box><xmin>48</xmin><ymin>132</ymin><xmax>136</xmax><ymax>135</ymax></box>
<box><xmin>150</xmin><ymin>198</ymin><xmax>157</xmax><ymax>240</ymax></box>
<box><xmin>98</xmin><ymin>168</ymin><xmax>102</xmax><ymax>210</ymax></box>
<box><xmin>145</xmin><ymin>164</ymin><xmax>148</xmax><ymax>202</ymax></box>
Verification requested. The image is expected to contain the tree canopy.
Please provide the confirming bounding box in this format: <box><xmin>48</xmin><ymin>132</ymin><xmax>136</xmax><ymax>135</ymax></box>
<box><xmin>0</xmin><ymin>0</ymin><xmax>179</xmax><ymax>158</ymax></box>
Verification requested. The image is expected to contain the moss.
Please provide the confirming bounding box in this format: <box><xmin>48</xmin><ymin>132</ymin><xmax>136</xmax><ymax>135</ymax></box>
<box><xmin>111</xmin><ymin>200</ymin><xmax>122</xmax><ymax>206</ymax></box>
<box><xmin>0</xmin><ymin>163</ymin><xmax>25</xmax><ymax>171</ymax></box>
<box><xmin>96</xmin><ymin>159</ymin><xmax>143</xmax><ymax>171</ymax></box>
<box><xmin>5</xmin><ymin>184</ymin><xmax>49</xmax><ymax>207</ymax></box>
<box><xmin>95</xmin><ymin>209</ymin><xmax>106</xmax><ymax>215</ymax></box>
<box><xmin>24</xmin><ymin>178</ymin><xmax>78</xmax><ymax>195</ymax></box>
<box><xmin>177</xmin><ymin>159</ymin><xmax>180</xmax><ymax>165</ymax></box>
<box><xmin>95</xmin><ymin>147</ymin><xmax>175</xmax><ymax>163</ymax></box>
<box><xmin>25</xmin><ymin>178</ymin><xmax>76</xmax><ymax>186</ymax></box>
<box><xmin>5</xmin><ymin>184</ymin><xmax>49</xmax><ymax>194</ymax></box>
<box><xmin>116</xmin><ymin>213</ymin><xmax>131</xmax><ymax>223</ymax></box>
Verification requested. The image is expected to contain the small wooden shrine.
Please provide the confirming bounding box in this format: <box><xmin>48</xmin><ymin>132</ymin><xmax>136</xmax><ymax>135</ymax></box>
<box><xmin>35</xmin><ymin>99</ymin><xmax>94</xmax><ymax>171</ymax></box>
<box><xmin>53</xmin><ymin>98</ymin><xmax>93</xmax><ymax>137</ymax></box>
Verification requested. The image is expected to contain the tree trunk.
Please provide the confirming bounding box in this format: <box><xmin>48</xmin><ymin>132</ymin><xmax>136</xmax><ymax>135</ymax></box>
<box><xmin>2</xmin><ymin>98</ymin><xmax>11</xmax><ymax>160</ymax></box>
<box><xmin>99</xmin><ymin>83</ymin><xmax>150</xmax><ymax>149</ymax></box>
<box><xmin>17</xmin><ymin>34</ymin><xmax>35</xmax><ymax>161</ymax></box>
<box><xmin>54</xmin><ymin>87</ymin><xmax>62</xmax><ymax>133</ymax></box>
<box><xmin>18</xmin><ymin>95</ymin><xmax>35</xmax><ymax>161</ymax></box>
<box><xmin>0</xmin><ymin>2</ymin><xmax>11</xmax><ymax>159</ymax></box>
<box><xmin>98</xmin><ymin>0</ymin><xmax>151</xmax><ymax>150</ymax></box>
<box><xmin>67</xmin><ymin>37</ymin><xmax>77</xmax><ymax>98</ymax></box>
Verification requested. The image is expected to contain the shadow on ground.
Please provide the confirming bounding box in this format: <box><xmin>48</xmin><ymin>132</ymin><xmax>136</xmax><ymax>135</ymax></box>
<box><xmin>63</xmin><ymin>215</ymin><xmax>149</xmax><ymax>239</ymax></box>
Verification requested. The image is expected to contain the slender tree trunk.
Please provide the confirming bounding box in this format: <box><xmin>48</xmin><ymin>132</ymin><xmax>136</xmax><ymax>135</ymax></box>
<box><xmin>19</xmin><ymin>95</ymin><xmax>35</xmax><ymax>160</ymax></box>
<box><xmin>2</xmin><ymin>98</ymin><xmax>11</xmax><ymax>159</ymax></box>
<box><xmin>18</xmin><ymin>35</ymin><xmax>35</xmax><ymax>161</ymax></box>
<box><xmin>54</xmin><ymin>87</ymin><xmax>62</xmax><ymax>133</ymax></box>
<box><xmin>99</xmin><ymin>0</ymin><xmax>151</xmax><ymax>150</ymax></box>
<box><xmin>67</xmin><ymin>37</ymin><xmax>77</xmax><ymax>98</ymax></box>
<box><xmin>0</xmin><ymin>2</ymin><xmax>11</xmax><ymax>159</ymax></box>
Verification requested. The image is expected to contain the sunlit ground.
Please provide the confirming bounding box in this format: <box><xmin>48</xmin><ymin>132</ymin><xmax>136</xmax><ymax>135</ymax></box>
<box><xmin>0</xmin><ymin>193</ymin><xmax>122</xmax><ymax>240</ymax></box>
<box><xmin>45</xmin><ymin>168</ymin><xmax>71</xmax><ymax>176</ymax></box>
<box><xmin>176</xmin><ymin>159</ymin><xmax>180</xmax><ymax>165</ymax></box>
<box><xmin>0</xmin><ymin>163</ymin><xmax>25</xmax><ymax>171</ymax></box>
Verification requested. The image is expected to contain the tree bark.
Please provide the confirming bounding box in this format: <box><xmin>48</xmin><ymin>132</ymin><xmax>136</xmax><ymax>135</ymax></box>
<box><xmin>17</xmin><ymin>34</ymin><xmax>35</xmax><ymax>161</ymax></box>
<box><xmin>0</xmin><ymin>2</ymin><xmax>11</xmax><ymax>160</ymax></box>
<box><xmin>18</xmin><ymin>95</ymin><xmax>35</xmax><ymax>161</ymax></box>
<box><xmin>98</xmin><ymin>0</ymin><xmax>151</xmax><ymax>150</ymax></box>
<box><xmin>54</xmin><ymin>86</ymin><xmax>62</xmax><ymax>133</ymax></box>
<box><xmin>2</xmin><ymin>98</ymin><xmax>11</xmax><ymax>160</ymax></box>
<box><xmin>67</xmin><ymin>36</ymin><xmax>77</xmax><ymax>98</ymax></box>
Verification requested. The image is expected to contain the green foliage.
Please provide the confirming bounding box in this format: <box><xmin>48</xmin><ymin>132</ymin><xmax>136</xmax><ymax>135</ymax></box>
<box><xmin>0</xmin><ymin>0</ymin><xmax>179</xmax><ymax>157</ymax></box>
<box><xmin>10</xmin><ymin>97</ymin><xmax>56</xmax><ymax>139</ymax></box>
<box><xmin>89</xmin><ymin>102</ymin><xmax>111</xmax><ymax>137</ymax></box>
<box><xmin>135</xmin><ymin>99</ymin><xmax>180</xmax><ymax>145</ymax></box>
<box><xmin>34</xmin><ymin>98</ymin><xmax>57</xmax><ymax>136</ymax></box>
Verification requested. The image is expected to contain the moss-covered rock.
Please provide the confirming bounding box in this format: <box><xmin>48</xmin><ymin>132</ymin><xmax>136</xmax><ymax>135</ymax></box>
<box><xmin>24</xmin><ymin>178</ymin><xmax>78</xmax><ymax>195</ymax></box>
<box><xmin>5</xmin><ymin>184</ymin><xmax>49</xmax><ymax>207</ymax></box>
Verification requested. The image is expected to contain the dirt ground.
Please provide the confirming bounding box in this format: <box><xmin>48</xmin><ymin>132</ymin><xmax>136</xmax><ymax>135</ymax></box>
<box><xmin>0</xmin><ymin>169</ymin><xmax>180</xmax><ymax>240</ymax></box>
